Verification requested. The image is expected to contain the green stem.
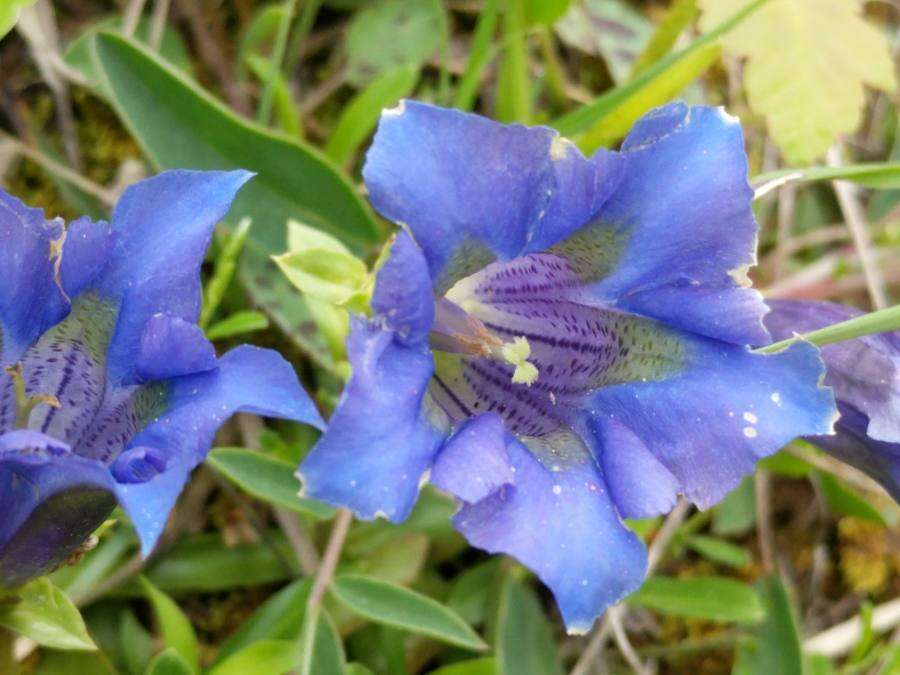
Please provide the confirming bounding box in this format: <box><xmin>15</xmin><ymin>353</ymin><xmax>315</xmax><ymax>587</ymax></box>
<box><xmin>0</xmin><ymin>626</ymin><xmax>19</xmax><ymax>675</ymax></box>
<box><xmin>257</xmin><ymin>0</ymin><xmax>299</xmax><ymax>126</ymax></box>
<box><xmin>757</xmin><ymin>304</ymin><xmax>900</xmax><ymax>354</ymax></box>
<box><xmin>284</xmin><ymin>0</ymin><xmax>323</xmax><ymax>74</ymax></box>
<box><xmin>538</xmin><ymin>27</ymin><xmax>568</xmax><ymax>111</ymax></box>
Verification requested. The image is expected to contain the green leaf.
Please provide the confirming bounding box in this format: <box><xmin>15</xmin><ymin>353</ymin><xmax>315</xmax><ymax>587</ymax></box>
<box><xmin>345</xmin><ymin>0</ymin><xmax>443</xmax><ymax>85</ymax></box>
<box><xmin>817</xmin><ymin>471</ymin><xmax>886</xmax><ymax>525</ymax></box>
<box><xmin>273</xmin><ymin>246</ymin><xmax>371</xmax><ymax>308</ymax></box>
<box><xmin>447</xmin><ymin>559</ymin><xmax>501</xmax><ymax>626</ymax></box>
<box><xmin>207</xmin><ymin>447</ymin><xmax>334</xmax><ymax>519</ymax></box>
<box><xmin>631</xmin><ymin>0</ymin><xmax>697</xmax><ymax>75</ymax></box>
<box><xmin>712</xmin><ymin>476</ymin><xmax>756</xmax><ymax>536</ymax></box>
<box><xmin>51</xmin><ymin>523</ymin><xmax>134</xmax><ymax>604</ymax></box>
<box><xmin>205</xmin><ymin>310</ymin><xmax>269</xmax><ymax>341</ymax></box>
<box><xmin>298</xmin><ymin>609</ymin><xmax>346</xmax><ymax>675</ymax></box>
<box><xmin>245</xmin><ymin>54</ymin><xmax>302</xmax><ymax>137</ymax></box>
<box><xmin>495</xmin><ymin>576</ymin><xmax>563</xmax><ymax>675</ymax></box>
<box><xmin>346</xmin><ymin>665</ymin><xmax>377</xmax><ymax>675</ymax></box>
<box><xmin>733</xmin><ymin>576</ymin><xmax>803</xmax><ymax>675</ymax></box>
<box><xmin>330</xmin><ymin>574</ymin><xmax>487</xmax><ymax>651</ymax></box>
<box><xmin>0</xmin><ymin>578</ymin><xmax>96</xmax><ymax>651</ymax></box>
<box><xmin>756</xmin><ymin>450</ymin><xmax>813</xmax><ymax>478</ymax></box>
<box><xmin>64</xmin><ymin>15</ymin><xmax>191</xmax><ymax>92</ymax></box>
<box><xmin>120</xmin><ymin>609</ymin><xmax>155</xmax><ymax>675</ymax></box>
<box><xmin>552</xmin><ymin>0</ymin><xmax>769</xmax><ymax>138</ymax></box>
<box><xmin>92</xmin><ymin>31</ymin><xmax>377</xmax><ymax>251</ymax></box>
<box><xmin>145</xmin><ymin>531</ymin><xmax>296</xmax><ymax>593</ymax></box>
<box><xmin>215</xmin><ymin>578</ymin><xmax>311</xmax><ymax>664</ymax></box>
<box><xmin>0</xmin><ymin>0</ymin><xmax>35</xmax><ymax>40</ymax></box>
<box><xmin>144</xmin><ymin>648</ymin><xmax>195</xmax><ymax>675</ymax></box>
<box><xmin>755</xmin><ymin>163</ymin><xmax>900</xmax><ymax>192</ymax></box>
<box><xmin>683</xmin><ymin>535</ymin><xmax>750</xmax><ymax>568</ymax></box>
<box><xmin>430</xmin><ymin>658</ymin><xmax>498</xmax><ymax>675</ymax></box>
<box><xmin>208</xmin><ymin>640</ymin><xmax>300</xmax><ymax>675</ymax></box>
<box><xmin>140</xmin><ymin>578</ymin><xmax>200</xmax><ymax>673</ymax></box>
<box><xmin>698</xmin><ymin>0</ymin><xmax>896</xmax><ymax>163</ymax></box>
<box><xmin>34</xmin><ymin>651</ymin><xmax>116</xmax><ymax>675</ymax></box>
<box><xmin>325</xmin><ymin>66</ymin><xmax>419</xmax><ymax>167</ymax></box>
<box><xmin>495</xmin><ymin>0</ymin><xmax>530</xmax><ymax>123</ymax></box>
<box><xmin>627</xmin><ymin>576</ymin><xmax>764</xmax><ymax>623</ymax></box>
<box><xmin>759</xmin><ymin>304</ymin><xmax>900</xmax><ymax>354</ymax></box>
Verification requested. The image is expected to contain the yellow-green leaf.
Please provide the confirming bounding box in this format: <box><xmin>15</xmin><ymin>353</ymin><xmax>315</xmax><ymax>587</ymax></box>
<box><xmin>699</xmin><ymin>0</ymin><xmax>896</xmax><ymax>163</ymax></box>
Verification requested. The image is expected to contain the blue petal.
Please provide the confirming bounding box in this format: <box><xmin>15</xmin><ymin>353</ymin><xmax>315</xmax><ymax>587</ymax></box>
<box><xmin>59</xmin><ymin>216</ymin><xmax>114</xmax><ymax>299</ymax></box>
<box><xmin>136</xmin><ymin>314</ymin><xmax>217</xmax><ymax>382</ymax></box>
<box><xmin>552</xmin><ymin>103</ymin><xmax>769</xmax><ymax>345</ymax></box>
<box><xmin>765</xmin><ymin>299</ymin><xmax>900</xmax><ymax>443</ymax></box>
<box><xmin>0</xmin><ymin>430</ymin><xmax>115</xmax><ymax>587</ymax></box>
<box><xmin>452</xmin><ymin>431</ymin><xmax>646</xmax><ymax>634</ymax></box>
<box><xmin>94</xmin><ymin>170</ymin><xmax>253</xmax><ymax>384</ymax></box>
<box><xmin>0</xmin><ymin>191</ymin><xmax>69</xmax><ymax>362</ymax></box>
<box><xmin>363</xmin><ymin>101</ymin><xmax>606</xmax><ymax>293</ymax></box>
<box><xmin>431</xmin><ymin>413</ymin><xmax>513</xmax><ymax>503</ymax></box>
<box><xmin>299</xmin><ymin>318</ymin><xmax>448</xmax><ymax>522</ymax></box>
<box><xmin>371</xmin><ymin>231</ymin><xmax>435</xmax><ymax>345</ymax></box>
<box><xmin>585</xmin><ymin>337</ymin><xmax>836</xmax><ymax>510</ymax></box>
<box><xmin>588</xmin><ymin>417</ymin><xmax>680</xmax><ymax>519</ymax></box>
<box><xmin>120</xmin><ymin>345</ymin><xmax>323</xmax><ymax>554</ymax></box>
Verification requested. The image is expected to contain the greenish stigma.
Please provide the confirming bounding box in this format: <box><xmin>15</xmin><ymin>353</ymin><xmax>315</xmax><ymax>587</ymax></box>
<box><xmin>5</xmin><ymin>364</ymin><xmax>60</xmax><ymax>430</ymax></box>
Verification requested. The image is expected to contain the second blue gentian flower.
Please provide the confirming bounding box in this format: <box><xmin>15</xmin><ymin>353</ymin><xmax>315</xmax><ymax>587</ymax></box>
<box><xmin>299</xmin><ymin>101</ymin><xmax>838</xmax><ymax>633</ymax></box>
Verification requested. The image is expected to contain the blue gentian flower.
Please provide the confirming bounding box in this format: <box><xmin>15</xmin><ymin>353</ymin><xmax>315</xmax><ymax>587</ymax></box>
<box><xmin>765</xmin><ymin>299</ymin><xmax>900</xmax><ymax>500</ymax></box>
<box><xmin>0</xmin><ymin>170</ymin><xmax>324</xmax><ymax>588</ymax></box>
<box><xmin>299</xmin><ymin>101</ymin><xmax>837</xmax><ymax>632</ymax></box>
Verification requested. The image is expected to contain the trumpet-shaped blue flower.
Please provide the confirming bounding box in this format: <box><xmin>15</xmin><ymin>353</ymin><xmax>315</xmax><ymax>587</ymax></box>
<box><xmin>299</xmin><ymin>101</ymin><xmax>837</xmax><ymax>633</ymax></box>
<box><xmin>765</xmin><ymin>299</ymin><xmax>900</xmax><ymax>500</ymax></box>
<box><xmin>0</xmin><ymin>171</ymin><xmax>323</xmax><ymax>588</ymax></box>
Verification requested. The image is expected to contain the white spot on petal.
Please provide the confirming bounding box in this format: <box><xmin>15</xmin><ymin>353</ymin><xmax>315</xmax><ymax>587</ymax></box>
<box><xmin>743</xmin><ymin>411</ymin><xmax>758</xmax><ymax>424</ymax></box>
<box><xmin>743</xmin><ymin>426</ymin><xmax>758</xmax><ymax>438</ymax></box>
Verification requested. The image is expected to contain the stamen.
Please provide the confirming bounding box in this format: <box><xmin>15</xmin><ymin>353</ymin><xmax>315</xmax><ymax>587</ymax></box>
<box><xmin>5</xmin><ymin>364</ymin><xmax>60</xmax><ymax>430</ymax></box>
<box><xmin>498</xmin><ymin>337</ymin><xmax>540</xmax><ymax>387</ymax></box>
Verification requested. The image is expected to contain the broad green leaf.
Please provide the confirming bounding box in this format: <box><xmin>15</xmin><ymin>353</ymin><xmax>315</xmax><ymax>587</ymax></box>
<box><xmin>208</xmin><ymin>640</ymin><xmax>300</xmax><ymax>675</ymax></box>
<box><xmin>120</xmin><ymin>609</ymin><xmax>155</xmax><ymax>675</ymax></box>
<box><xmin>33</xmin><ymin>650</ymin><xmax>116</xmax><ymax>675</ymax></box>
<box><xmin>733</xmin><ymin>576</ymin><xmax>803</xmax><ymax>674</ymax></box>
<box><xmin>556</xmin><ymin>0</ymin><xmax>652</xmax><ymax>83</ymax></box>
<box><xmin>631</xmin><ymin>0</ymin><xmax>697</xmax><ymax>75</ymax></box>
<box><xmin>0</xmin><ymin>0</ymin><xmax>35</xmax><ymax>40</ymax></box>
<box><xmin>345</xmin><ymin>0</ymin><xmax>442</xmax><ymax>85</ymax></box>
<box><xmin>699</xmin><ymin>0</ymin><xmax>896</xmax><ymax>163</ymax></box>
<box><xmin>575</xmin><ymin>41</ymin><xmax>719</xmax><ymax>152</ymax></box>
<box><xmin>274</xmin><ymin>247</ymin><xmax>371</xmax><ymax>308</ymax></box>
<box><xmin>91</xmin><ymin>31</ymin><xmax>377</xmax><ymax>252</ymax></box>
<box><xmin>447</xmin><ymin>559</ymin><xmax>501</xmax><ymax>626</ymax></box>
<box><xmin>495</xmin><ymin>576</ymin><xmax>563</xmax><ymax>675</ymax></box>
<box><xmin>755</xmin><ymin>163</ymin><xmax>900</xmax><ymax>192</ymax></box>
<box><xmin>145</xmin><ymin>532</ymin><xmax>296</xmax><ymax>593</ymax></box>
<box><xmin>552</xmin><ymin>0</ymin><xmax>769</xmax><ymax>137</ymax></box>
<box><xmin>495</xmin><ymin>0</ymin><xmax>530</xmax><ymax>123</ymax></box>
<box><xmin>144</xmin><ymin>648</ymin><xmax>194</xmax><ymax>675</ymax></box>
<box><xmin>0</xmin><ymin>578</ymin><xmax>95</xmax><ymax>651</ymax></box>
<box><xmin>325</xmin><ymin>66</ymin><xmax>419</xmax><ymax>166</ymax></box>
<box><xmin>683</xmin><ymin>534</ymin><xmax>750</xmax><ymax>568</ymax></box>
<box><xmin>712</xmin><ymin>476</ymin><xmax>756</xmax><ymax>536</ymax></box>
<box><xmin>817</xmin><ymin>471</ymin><xmax>886</xmax><ymax>525</ymax></box>
<box><xmin>298</xmin><ymin>608</ymin><xmax>345</xmax><ymax>675</ymax></box>
<box><xmin>627</xmin><ymin>576</ymin><xmax>764</xmax><ymax>623</ymax></box>
<box><xmin>207</xmin><ymin>447</ymin><xmax>335</xmax><ymax>519</ymax></box>
<box><xmin>330</xmin><ymin>574</ymin><xmax>487</xmax><ymax>651</ymax></box>
<box><xmin>431</xmin><ymin>658</ymin><xmax>498</xmax><ymax>675</ymax></box>
<box><xmin>205</xmin><ymin>310</ymin><xmax>269</xmax><ymax>341</ymax></box>
<box><xmin>343</xmin><ymin>534</ymin><xmax>430</xmax><ymax>586</ymax></box>
<box><xmin>140</xmin><ymin>578</ymin><xmax>200</xmax><ymax>673</ymax></box>
<box><xmin>64</xmin><ymin>15</ymin><xmax>191</xmax><ymax>91</ymax></box>
<box><xmin>215</xmin><ymin>578</ymin><xmax>312</xmax><ymax>664</ymax></box>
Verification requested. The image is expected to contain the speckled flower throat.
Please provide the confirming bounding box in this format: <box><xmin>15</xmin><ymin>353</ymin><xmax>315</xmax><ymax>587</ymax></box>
<box><xmin>427</xmin><ymin>252</ymin><xmax>688</xmax><ymax>438</ymax></box>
